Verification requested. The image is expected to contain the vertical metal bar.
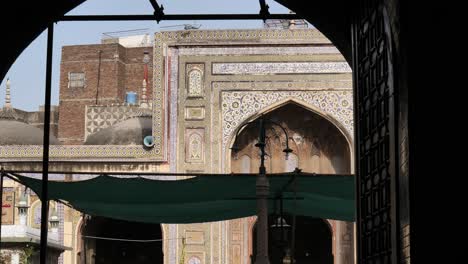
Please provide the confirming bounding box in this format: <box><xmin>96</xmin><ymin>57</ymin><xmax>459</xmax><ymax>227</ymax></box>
<box><xmin>255</xmin><ymin>116</ymin><xmax>270</xmax><ymax>264</ymax></box>
<box><xmin>350</xmin><ymin>5</ymin><xmax>361</xmax><ymax>263</ymax></box>
<box><xmin>280</xmin><ymin>195</ymin><xmax>284</xmax><ymax>243</ymax></box>
<box><xmin>40</xmin><ymin>22</ymin><xmax>54</xmax><ymax>264</ymax></box>
<box><xmin>290</xmin><ymin>174</ymin><xmax>297</xmax><ymax>264</ymax></box>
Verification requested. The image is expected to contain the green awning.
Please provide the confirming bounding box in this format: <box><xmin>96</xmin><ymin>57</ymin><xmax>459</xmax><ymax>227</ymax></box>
<box><xmin>10</xmin><ymin>173</ymin><xmax>355</xmax><ymax>223</ymax></box>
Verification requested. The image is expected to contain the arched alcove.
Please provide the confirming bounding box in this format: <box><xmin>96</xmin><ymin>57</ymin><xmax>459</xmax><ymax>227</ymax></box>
<box><xmin>251</xmin><ymin>216</ymin><xmax>333</xmax><ymax>264</ymax></box>
<box><xmin>230</xmin><ymin>103</ymin><xmax>351</xmax><ymax>174</ymax></box>
<box><xmin>80</xmin><ymin>216</ymin><xmax>164</xmax><ymax>264</ymax></box>
<box><xmin>230</xmin><ymin>102</ymin><xmax>352</xmax><ymax>264</ymax></box>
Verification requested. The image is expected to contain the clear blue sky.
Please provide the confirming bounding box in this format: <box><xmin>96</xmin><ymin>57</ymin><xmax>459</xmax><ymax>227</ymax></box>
<box><xmin>0</xmin><ymin>0</ymin><xmax>300</xmax><ymax>111</ymax></box>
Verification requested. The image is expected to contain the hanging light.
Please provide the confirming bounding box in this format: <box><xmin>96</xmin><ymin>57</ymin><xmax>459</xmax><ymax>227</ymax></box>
<box><xmin>270</xmin><ymin>216</ymin><xmax>291</xmax><ymax>248</ymax></box>
<box><xmin>283</xmin><ymin>147</ymin><xmax>293</xmax><ymax>160</ymax></box>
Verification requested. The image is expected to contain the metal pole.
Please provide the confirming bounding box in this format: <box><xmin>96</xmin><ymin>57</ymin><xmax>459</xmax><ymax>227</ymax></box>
<box><xmin>59</xmin><ymin>14</ymin><xmax>301</xmax><ymax>21</ymax></box>
<box><xmin>255</xmin><ymin>117</ymin><xmax>270</xmax><ymax>264</ymax></box>
<box><xmin>39</xmin><ymin>22</ymin><xmax>54</xmax><ymax>264</ymax></box>
<box><xmin>290</xmin><ymin>173</ymin><xmax>297</xmax><ymax>264</ymax></box>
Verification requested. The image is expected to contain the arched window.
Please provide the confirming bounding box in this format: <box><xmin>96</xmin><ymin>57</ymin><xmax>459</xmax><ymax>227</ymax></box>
<box><xmin>29</xmin><ymin>201</ymin><xmax>55</xmax><ymax>229</ymax></box>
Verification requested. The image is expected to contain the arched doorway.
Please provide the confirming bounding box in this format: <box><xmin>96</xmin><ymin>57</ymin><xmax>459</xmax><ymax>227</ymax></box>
<box><xmin>80</xmin><ymin>216</ymin><xmax>163</xmax><ymax>264</ymax></box>
<box><xmin>230</xmin><ymin>102</ymin><xmax>353</xmax><ymax>264</ymax></box>
<box><xmin>252</xmin><ymin>216</ymin><xmax>333</xmax><ymax>264</ymax></box>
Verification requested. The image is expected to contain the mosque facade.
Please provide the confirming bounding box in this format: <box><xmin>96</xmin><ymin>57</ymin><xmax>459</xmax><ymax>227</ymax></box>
<box><xmin>1</xmin><ymin>27</ymin><xmax>354</xmax><ymax>264</ymax></box>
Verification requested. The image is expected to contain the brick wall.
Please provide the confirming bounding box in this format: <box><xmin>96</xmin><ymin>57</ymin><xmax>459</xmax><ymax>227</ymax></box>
<box><xmin>57</xmin><ymin>43</ymin><xmax>153</xmax><ymax>144</ymax></box>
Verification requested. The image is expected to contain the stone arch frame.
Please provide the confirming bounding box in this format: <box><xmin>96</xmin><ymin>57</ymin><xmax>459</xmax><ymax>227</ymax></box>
<box><xmin>226</xmin><ymin>98</ymin><xmax>353</xmax><ymax>264</ymax></box>
<box><xmin>28</xmin><ymin>199</ymin><xmax>56</xmax><ymax>229</ymax></box>
<box><xmin>28</xmin><ymin>199</ymin><xmax>41</xmax><ymax>228</ymax></box>
<box><xmin>226</xmin><ymin>98</ymin><xmax>354</xmax><ymax>173</ymax></box>
<box><xmin>74</xmin><ymin>217</ymin><xmax>84</xmax><ymax>264</ymax></box>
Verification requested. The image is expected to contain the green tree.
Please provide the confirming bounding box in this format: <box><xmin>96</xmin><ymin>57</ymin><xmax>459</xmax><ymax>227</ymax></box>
<box><xmin>19</xmin><ymin>244</ymin><xmax>37</xmax><ymax>264</ymax></box>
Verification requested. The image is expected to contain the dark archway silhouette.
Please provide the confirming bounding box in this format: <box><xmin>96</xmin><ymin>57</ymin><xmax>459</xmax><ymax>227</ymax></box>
<box><xmin>82</xmin><ymin>216</ymin><xmax>163</xmax><ymax>264</ymax></box>
<box><xmin>252</xmin><ymin>215</ymin><xmax>333</xmax><ymax>264</ymax></box>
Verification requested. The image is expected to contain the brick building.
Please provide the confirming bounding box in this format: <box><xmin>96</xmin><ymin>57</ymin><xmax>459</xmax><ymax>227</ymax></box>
<box><xmin>58</xmin><ymin>35</ymin><xmax>153</xmax><ymax>145</ymax></box>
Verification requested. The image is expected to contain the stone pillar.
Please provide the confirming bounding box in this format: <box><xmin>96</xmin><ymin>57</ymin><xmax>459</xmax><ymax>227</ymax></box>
<box><xmin>336</xmin><ymin>221</ymin><xmax>354</xmax><ymax>264</ymax></box>
<box><xmin>86</xmin><ymin>239</ymin><xmax>96</xmax><ymax>264</ymax></box>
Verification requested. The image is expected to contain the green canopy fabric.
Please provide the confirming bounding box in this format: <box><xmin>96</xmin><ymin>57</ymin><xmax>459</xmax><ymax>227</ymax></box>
<box><xmin>11</xmin><ymin>173</ymin><xmax>355</xmax><ymax>223</ymax></box>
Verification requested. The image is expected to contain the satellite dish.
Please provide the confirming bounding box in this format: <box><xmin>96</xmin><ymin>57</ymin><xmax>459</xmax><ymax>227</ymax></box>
<box><xmin>143</xmin><ymin>135</ymin><xmax>155</xmax><ymax>148</ymax></box>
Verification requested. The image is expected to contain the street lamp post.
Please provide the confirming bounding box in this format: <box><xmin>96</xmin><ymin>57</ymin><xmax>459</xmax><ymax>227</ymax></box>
<box><xmin>231</xmin><ymin>115</ymin><xmax>292</xmax><ymax>264</ymax></box>
<box><xmin>255</xmin><ymin>118</ymin><xmax>270</xmax><ymax>264</ymax></box>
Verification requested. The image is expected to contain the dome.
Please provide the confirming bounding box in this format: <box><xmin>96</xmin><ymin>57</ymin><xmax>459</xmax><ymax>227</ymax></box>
<box><xmin>84</xmin><ymin>117</ymin><xmax>152</xmax><ymax>145</ymax></box>
<box><xmin>0</xmin><ymin>120</ymin><xmax>60</xmax><ymax>145</ymax></box>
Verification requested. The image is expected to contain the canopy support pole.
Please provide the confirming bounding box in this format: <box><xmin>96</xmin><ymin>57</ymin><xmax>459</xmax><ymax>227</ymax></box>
<box><xmin>39</xmin><ymin>22</ymin><xmax>54</xmax><ymax>264</ymax></box>
<box><xmin>290</xmin><ymin>169</ymin><xmax>299</xmax><ymax>264</ymax></box>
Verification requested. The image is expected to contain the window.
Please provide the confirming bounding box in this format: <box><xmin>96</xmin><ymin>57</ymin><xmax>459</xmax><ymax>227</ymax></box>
<box><xmin>68</xmin><ymin>72</ymin><xmax>85</xmax><ymax>88</ymax></box>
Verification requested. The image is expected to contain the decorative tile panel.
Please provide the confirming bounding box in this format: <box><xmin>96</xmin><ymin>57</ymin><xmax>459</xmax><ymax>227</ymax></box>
<box><xmin>220</xmin><ymin>90</ymin><xmax>353</xmax><ymax>156</ymax></box>
<box><xmin>187</xmin><ymin>64</ymin><xmax>205</xmax><ymax>97</ymax></box>
<box><xmin>179</xmin><ymin>46</ymin><xmax>340</xmax><ymax>56</ymax></box>
<box><xmin>85</xmin><ymin>105</ymin><xmax>152</xmax><ymax>138</ymax></box>
<box><xmin>213</xmin><ymin>80</ymin><xmax>352</xmax><ymax>90</ymax></box>
<box><xmin>185</xmin><ymin>252</ymin><xmax>205</xmax><ymax>264</ymax></box>
<box><xmin>212</xmin><ymin>62</ymin><xmax>351</xmax><ymax>75</ymax></box>
<box><xmin>185</xmin><ymin>107</ymin><xmax>205</xmax><ymax>120</ymax></box>
<box><xmin>185</xmin><ymin>128</ymin><xmax>205</xmax><ymax>163</ymax></box>
<box><xmin>185</xmin><ymin>230</ymin><xmax>205</xmax><ymax>245</ymax></box>
<box><xmin>0</xmin><ymin>145</ymin><xmax>151</xmax><ymax>160</ymax></box>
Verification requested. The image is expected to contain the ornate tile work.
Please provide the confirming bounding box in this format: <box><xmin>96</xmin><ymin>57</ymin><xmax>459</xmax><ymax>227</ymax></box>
<box><xmin>85</xmin><ymin>105</ymin><xmax>152</xmax><ymax>138</ymax></box>
<box><xmin>186</xmin><ymin>64</ymin><xmax>204</xmax><ymax>97</ymax></box>
<box><xmin>185</xmin><ymin>128</ymin><xmax>205</xmax><ymax>163</ymax></box>
<box><xmin>212</xmin><ymin>62</ymin><xmax>351</xmax><ymax>75</ymax></box>
<box><xmin>220</xmin><ymin>90</ymin><xmax>353</xmax><ymax>155</ymax></box>
<box><xmin>213</xmin><ymin>80</ymin><xmax>352</xmax><ymax>90</ymax></box>
<box><xmin>179</xmin><ymin>46</ymin><xmax>340</xmax><ymax>56</ymax></box>
<box><xmin>153</xmin><ymin>29</ymin><xmax>333</xmax><ymax>164</ymax></box>
<box><xmin>0</xmin><ymin>145</ymin><xmax>151</xmax><ymax>160</ymax></box>
<box><xmin>169</xmin><ymin>48</ymin><xmax>179</xmax><ymax>173</ymax></box>
<box><xmin>185</xmin><ymin>107</ymin><xmax>205</xmax><ymax>120</ymax></box>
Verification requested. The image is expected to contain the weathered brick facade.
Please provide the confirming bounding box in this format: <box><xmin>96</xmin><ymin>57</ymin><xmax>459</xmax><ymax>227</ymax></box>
<box><xmin>58</xmin><ymin>43</ymin><xmax>153</xmax><ymax>144</ymax></box>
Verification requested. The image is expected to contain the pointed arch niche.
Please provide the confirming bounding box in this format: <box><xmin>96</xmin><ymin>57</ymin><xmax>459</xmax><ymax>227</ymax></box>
<box><xmin>229</xmin><ymin>102</ymin><xmax>351</xmax><ymax>174</ymax></box>
<box><xmin>229</xmin><ymin>102</ymin><xmax>354</xmax><ymax>264</ymax></box>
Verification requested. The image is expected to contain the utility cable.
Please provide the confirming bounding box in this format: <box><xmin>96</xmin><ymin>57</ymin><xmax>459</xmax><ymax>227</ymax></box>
<box><xmin>82</xmin><ymin>235</ymin><xmax>188</xmax><ymax>243</ymax></box>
